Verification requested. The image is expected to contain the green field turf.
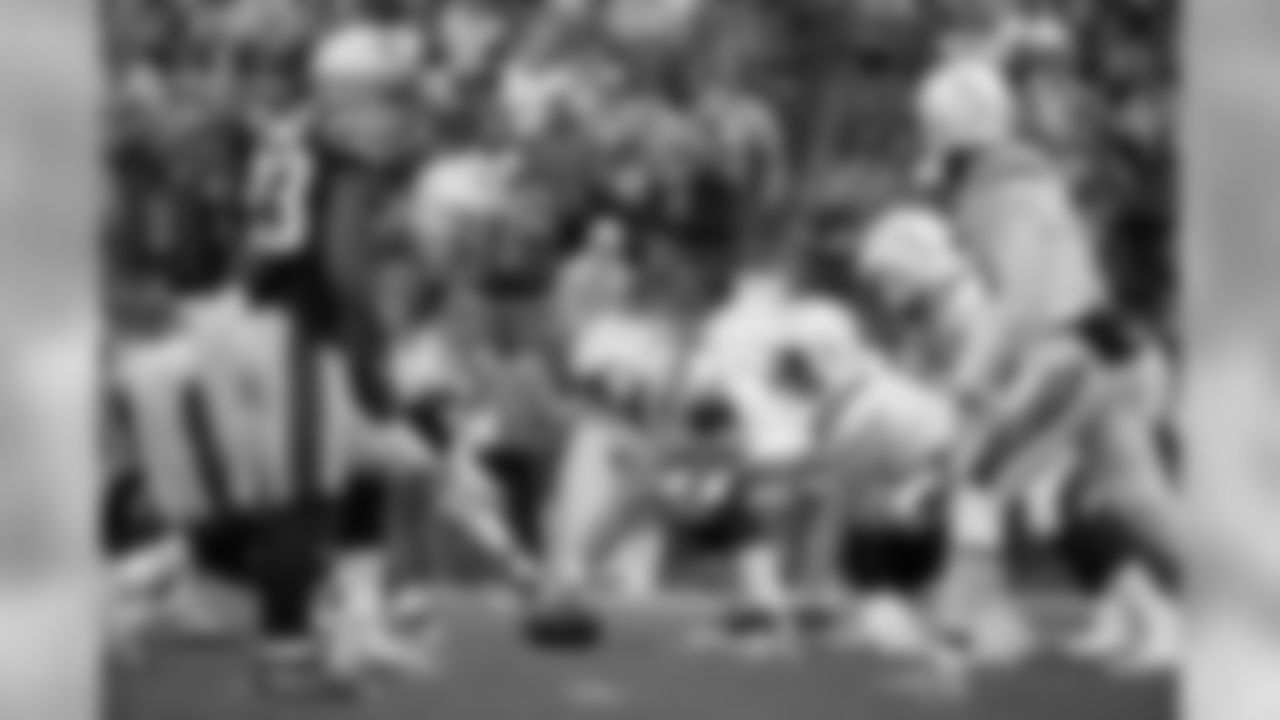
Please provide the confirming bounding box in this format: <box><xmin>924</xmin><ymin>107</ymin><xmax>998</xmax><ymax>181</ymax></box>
<box><xmin>108</xmin><ymin>593</ymin><xmax>1171</xmax><ymax>720</ymax></box>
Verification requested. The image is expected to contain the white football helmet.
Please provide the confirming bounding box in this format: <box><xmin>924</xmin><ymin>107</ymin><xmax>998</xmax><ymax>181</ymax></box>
<box><xmin>916</xmin><ymin>56</ymin><xmax>1016</xmax><ymax>157</ymax></box>
<box><xmin>311</xmin><ymin>21</ymin><xmax>422</xmax><ymax>92</ymax></box>
<box><xmin>858</xmin><ymin>206</ymin><xmax>969</xmax><ymax>305</ymax></box>
<box><xmin>498</xmin><ymin>61</ymin><xmax>585</xmax><ymax>138</ymax></box>
<box><xmin>404</xmin><ymin>152</ymin><xmax>520</xmax><ymax>248</ymax></box>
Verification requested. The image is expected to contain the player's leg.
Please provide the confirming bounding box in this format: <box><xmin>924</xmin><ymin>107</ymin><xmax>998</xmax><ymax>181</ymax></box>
<box><xmin>107</xmin><ymin>334</ymin><xmax>232</xmax><ymax>648</ymax></box>
<box><xmin>110</xmin><ymin>333</ymin><xmax>210</xmax><ymax>546</ymax></box>
<box><xmin>1055</xmin><ymin>471</ymin><xmax>1141</xmax><ymax>660</ymax></box>
<box><xmin>249</xmin><ymin>502</ymin><xmax>340</xmax><ymax>694</ymax></box>
<box><xmin>694</xmin><ymin>465</ymin><xmax>809</xmax><ymax>657</ymax></box>
<box><xmin>606</xmin><ymin>518</ymin><xmax>668</xmax><ymax>602</ymax></box>
<box><xmin>936</xmin><ymin>340</ymin><xmax>1104</xmax><ymax>663</ymax></box>
<box><xmin>441</xmin><ymin>420</ymin><xmax>544</xmax><ymax>592</ymax></box>
<box><xmin>822</xmin><ymin>371</ymin><xmax>958</xmax><ymax>653</ymax></box>
<box><xmin>321</xmin><ymin>467</ymin><xmax>437</xmax><ymax>676</ymax></box>
<box><xmin>318</xmin><ymin>348</ymin><xmax>441</xmax><ymax>676</ymax></box>
<box><xmin>102</xmin><ymin>463</ymin><xmax>191</xmax><ymax>657</ymax></box>
<box><xmin>1075</xmin><ymin>414</ymin><xmax>1183</xmax><ymax>673</ymax></box>
<box><xmin>931</xmin><ymin>481</ymin><xmax>1039</xmax><ymax>666</ymax></box>
<box><xmin>793</xmin><ymin>480</ymin><xmax>856</xmax><ymax>629</ymax></box>
<box><xmin>838</xmin><ymin>496</ymin><xmax>951</xmax><ymax>658</ymax></box>
<box><xmin>543</xmin><ymin>415</ymin><xmax>656</xmax><ymax>599</ymax></box>
<box><xmin>395</xmin><ymin>383</ymin><xmax>505</xmax><ymax>593</ymax></box>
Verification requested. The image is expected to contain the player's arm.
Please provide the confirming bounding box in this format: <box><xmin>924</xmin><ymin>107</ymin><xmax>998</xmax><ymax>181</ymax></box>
<box><xmin>978</xmin><ymin>338</ymin><xmax>1103</xmax><ymax>498</ymax></box>
<box><xmin>938</xmin><ymin>287</ymin><xmax>1009</xmax><ymax>413</ymax></box>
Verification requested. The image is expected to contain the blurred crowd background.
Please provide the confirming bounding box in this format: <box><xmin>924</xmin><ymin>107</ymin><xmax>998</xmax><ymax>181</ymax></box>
<box><xmin>102</xmin><ymin>0</ymin><xmax>1176</xmax><ymax>348</ymax></box>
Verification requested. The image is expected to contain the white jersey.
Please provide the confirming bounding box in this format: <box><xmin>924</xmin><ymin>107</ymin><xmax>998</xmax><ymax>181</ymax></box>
<box><xmin>569</xmin><ymin>309</ymin><xmax>684</xmax><ymax>396</ymax></box>
<box><xmin>686</xmin><ymin>287</ymin><xmax>869</xmax><ymax>464</ymax></box>
<box><xmin>955</xmin><ymin>146</ymin><xmax>1104</xmax><ymax>333</ymax></box>
<box><xmin>826</xmin><ymin>359</ymin><xmax>961</xmax><ymax>481</ymax></box>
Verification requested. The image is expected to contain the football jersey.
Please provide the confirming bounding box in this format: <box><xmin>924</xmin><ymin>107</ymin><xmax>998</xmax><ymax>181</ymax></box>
<box><xmin>687</xmin><ymin>284</ymin><xmax>869</xmax><ymax>464</ymax></box>
<box><xmin>572</xmin><ymin>310</ymin><xmax>682</xmax><ymax>386</ymax></box>
<box><xmin>685</xmin><ymin>279</ymin><xmax>792</xmax><ymax>393</ymax></box>
<box><xmin>954</xmin><ymin>144</ymin><xmax>1105</xmax><ymax>334</ymax></box>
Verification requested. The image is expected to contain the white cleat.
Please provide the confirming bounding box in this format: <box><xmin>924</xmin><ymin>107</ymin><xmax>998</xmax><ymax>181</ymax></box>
<box><xmin>1064</xmin><ymin>599</ymin><xmax>1130</xmax><ymax>662</ymax></box>
<box><xmin>158</xmin><ymin>575</ymin><xmax>245</xmax><ymax>639</ymax></box>
<box><xmin>1109</xmin><ymin>600</ymin><xmax>1181</xmax><ymax>677</ymax></box>
<box><xmin>856</xmin><ymin>597</ymin><xmax>938</xmax><ymax>659</ymax></box>
<box><xmin>956</xmin><ymin>599</ymin><xmax>1039</xmax><ymax>668</ymax></box>
<box><xmin>324</xmin><ymin>620</ymin><xmax>441</xmax><ymax>681</ymax></box>
<box><xmin>319</xmin><ymin>592</ymin><xmax>441</xmax><ymax>682</ymax></box>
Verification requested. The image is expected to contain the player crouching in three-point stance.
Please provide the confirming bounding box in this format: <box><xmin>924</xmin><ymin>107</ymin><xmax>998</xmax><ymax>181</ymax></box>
<box><xmin>654</xmin><ymin>260</ymin><xmax>869</xmax><ymax>656</ymax></box>
<box><xmin>850</xmin><ymin>202</ymin><xmax>1181</xmax><ymax>673</ymax></box>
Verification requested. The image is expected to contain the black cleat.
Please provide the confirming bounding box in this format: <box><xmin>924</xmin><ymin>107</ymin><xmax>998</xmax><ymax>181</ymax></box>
<box><xmin>522</xmin><ymin>599</ymin><xmax>605</xmax><ymax>652</ymax></box>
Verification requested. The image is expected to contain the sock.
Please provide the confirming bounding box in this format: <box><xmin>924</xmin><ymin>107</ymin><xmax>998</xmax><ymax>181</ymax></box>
<box><xmin>948</xmin><ymin>488</ymin><xmax>1006</xmax><ymax>552</ymax></box>
<box><xmin>332</xmin><ymin>552</ymin><xmax>386</xmax><ymax>629</ymax></box>
<box><xmin>737</xmin><ymin>542</ymin><xmax>791</xmax><ymax>616</ymax></box>
<box><xmin>608</xmin><ymin>530</ymin><xmax>665</xmax><ymax>600</ymax></box>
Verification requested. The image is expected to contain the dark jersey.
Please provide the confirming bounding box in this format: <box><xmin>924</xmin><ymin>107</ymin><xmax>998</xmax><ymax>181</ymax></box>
<box><xmin>106</xmin><ymin>117</ymin><xmax>251</xmax><ymax>333</ymax></box>
<box><xmin>277</xmin><ymin>135</ymin><xmax>414</xmax><ymax>338</ymax></box>
<box><xmin>163</xmin><ymin>112</ymin><xmax>254</xmax><ymax>294</ymax></box>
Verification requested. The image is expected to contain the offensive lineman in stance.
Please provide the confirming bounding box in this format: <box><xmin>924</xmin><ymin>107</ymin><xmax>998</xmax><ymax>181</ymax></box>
<box><xmin>845</xmin><ymin>203</ymin><xmax>1033</xmax><ymax>667</ymax></box>
<box><xmin>669</xmin><ymin>259</ymin><xmax>869</xmax><ymax>653</ymax></box>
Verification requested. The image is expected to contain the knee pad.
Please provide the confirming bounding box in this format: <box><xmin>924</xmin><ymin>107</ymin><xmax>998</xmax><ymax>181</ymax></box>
<box><xmin>840</xmin><ymin>514</ymin><xmax>947</xmax><ymax>597</ymax></box>
<box><xmin>1055</xmin><ymin>498</ymin><xmax>1134</xmax><ymax>595</ymax></box>
<box><xmin>332</xmin><ymin>470</ymin><xmax>392</xmax><ymax>551</ymax></box>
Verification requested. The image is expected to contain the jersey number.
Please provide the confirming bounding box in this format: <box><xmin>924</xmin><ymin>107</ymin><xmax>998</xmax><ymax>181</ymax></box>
<box><xmin>249</xmin><ymin>139</ymin><xmax>312</xmax><ymax>255</ymax></box>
